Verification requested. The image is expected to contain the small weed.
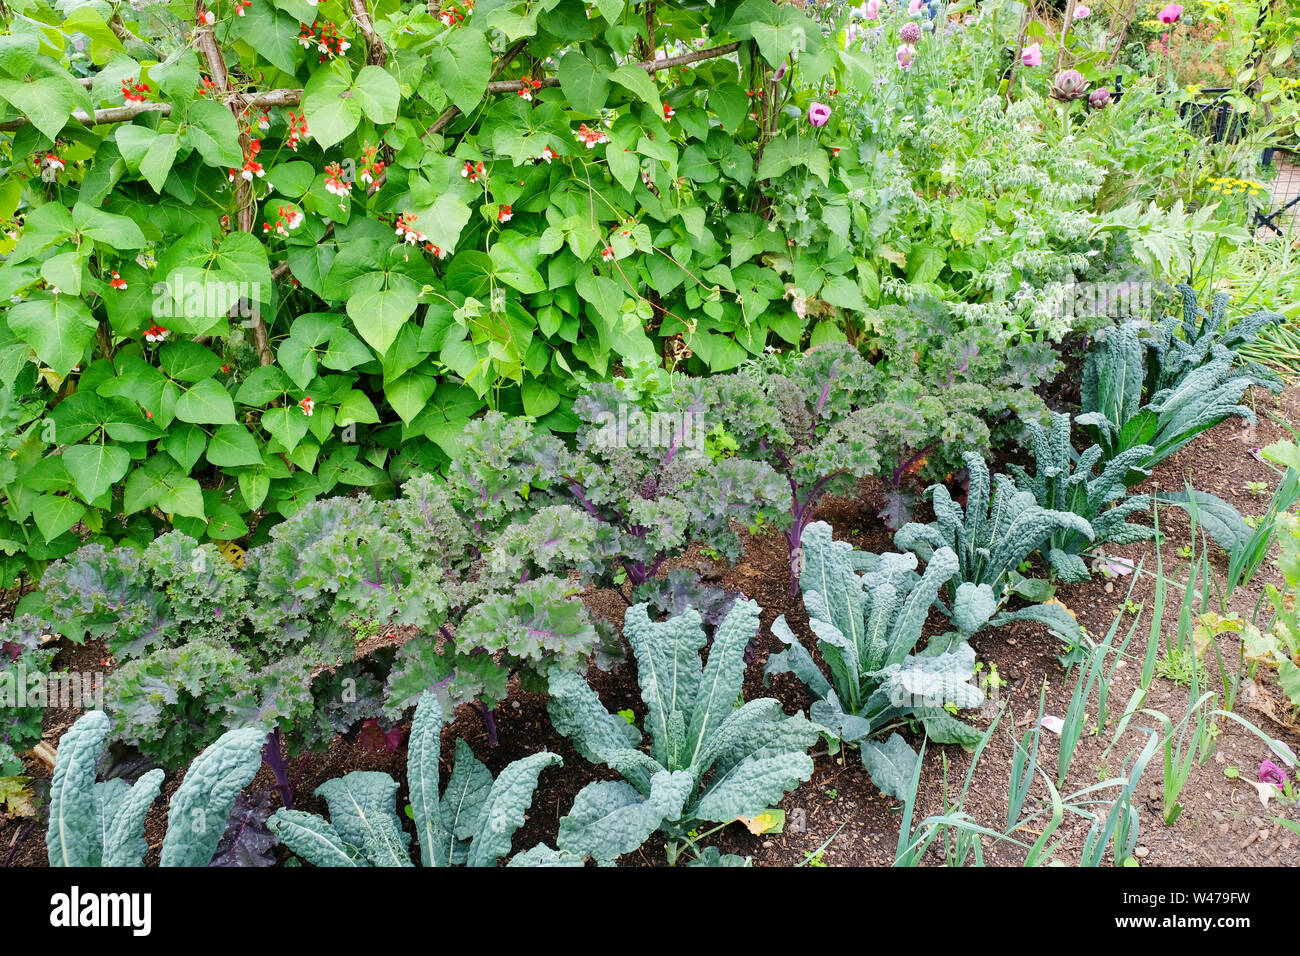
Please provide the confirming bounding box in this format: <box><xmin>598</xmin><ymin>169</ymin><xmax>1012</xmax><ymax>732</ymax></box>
<box><xmin>1245</xmin><ymin>481</ymin><xmax>1269</xmax><ymax>495</ymax></box>
<box><xmin>824</xmin><ymin>787</ymin><xmax>838</xmax><ymax>800</ymax></box>
<box><xmin>1178</xmin><ymin>544</ymin><xmax>1194</xmax><ymax>559</ymax></box>
<box><xmin>1156</xmin><ymin>646</ymin><xmax>1208</xmax><ymax>687</ymax></box>
<box><xmin>804</xmin><ymin>849</ymin><xmax>827</xmax><ymax>867</ymax></box>
<box><xmin>617</xmin><ymin>708</ymin><xmax>636</xmax><ymax>725</ymax></box>
<box><xmin>1123</xmin><ymin>599</ymin><xmax>1142</xmax><ymax>616</ymax></box>
<box><xmin>1224</xmin><ymin>766</ymin><xmax>1240</xmax><ymax>779</ymax></box>
<box><xmin>973</xmin><ymin>661</ymin><xmax>1007</xmax><ymax>695</ymax></box>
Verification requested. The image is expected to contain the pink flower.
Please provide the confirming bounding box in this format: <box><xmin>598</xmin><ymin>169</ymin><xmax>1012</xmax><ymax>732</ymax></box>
<box><xmin>896</xmin><ymin>44</ymin><xmax>914</xmax><ymax>70</ymax></box>
<box><xmin>1157</xmin><ymin>3</ymin><xmax>1183</xmax><ymax>24</ymax></box>
<box><xmin>862</xmin><ymin>0</ymin><xmax>882</xmax><ymax>19</ymax></box>
<box><xmin>807</xmin><ymin>101</ymin><xmax>831</xmax><ymax>127</ymax></box>
<box><xmin>908</xmin><ymin>0</ymin><xmax>923</xmax><ymax>12</ymax></box>
<box><xmin>1260</xmin><ymin>760</ymin><xmax>1289</xmax><ymax>789</ymax></box>
<box><xmin>900</xmin><ymin>21</ymin><xmax>922</xmax><ymax>44</ymax></box>
<box><xmin>1021</xmin><ymin>42</ymin><xmax>1042</xmax><ymax>67</ymax></box>
<box><xmin>1073</xmin><ymin>4</ymin><xmax>1090</xmax><ymax>17</ymax></box>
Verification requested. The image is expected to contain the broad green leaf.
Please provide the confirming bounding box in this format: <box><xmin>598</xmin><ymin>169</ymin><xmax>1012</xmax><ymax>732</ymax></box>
<box><xmin>558</xmin><ymin>51</ymin><xmax>609</xmax><ymax>115</ymax></box>
<box><xmin>206</xmin><ymin>423</ymin><xmax>263</xmax><ymax>467</ymax></box>
<box><xmin>346</xmin><ymin>273</ymin><xmax>421</xmax><ymax>353</ymax></box>
<box><xmin>32</xmin><ymin>494</ymin><xmax>86</xmax><ymax>542</ymax></box>
<box><xmin>175</xmin><ymin>379</ymin><xmax>237</xmax><ymax>425</ymax></box>
<box><xmin>139</xmin><ymin>132</ymin><xmax>180</xmax><ymax>193</ymax></box>
<box><xmin>430</xmin><ymin>29</ymin><xmax>492</xmax><ymax>115</ymax></box>
<box><xmin>184</xmin><ymin>98</ymin><xmax>243</xmax><ymax>168</ymax></box>
<box><xmin>8</xmin><ymin>295</ymin><xmax>97</xmax><ymax>375</ymax></box>
<box><xmin>64</xmin><ymin>444</ymin><xmax>130</xmax><ymax>504</ymax></box>
<box><xmin>354</xmin><ymin>65</ymin><xmax>400</xmax><ymax>124</ymax></box>
<box><xmin>609</xmin><ymin>65</ymin><xmax>661</xmax><ymax>115</ymax></box>
<box><xmin>303</xmin><ymin>61</ymin><xmax>359</xmax><ymax>150</ymax></box>
<box><xmin>73</xmin><ymin>203</ymin><xmax>147</xmax><ymax>249</ymax></box>
<box><xmin>0</xmin><ymin>74</ymin><xmax>91</xmax><ymax>141</ymax></box>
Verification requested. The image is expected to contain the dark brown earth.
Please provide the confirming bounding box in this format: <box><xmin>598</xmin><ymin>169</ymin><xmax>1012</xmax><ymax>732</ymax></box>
<box><xmin>4</xmin><ymin>387</ymin><xmax>1300</xmax><ymax>868</ymax></box>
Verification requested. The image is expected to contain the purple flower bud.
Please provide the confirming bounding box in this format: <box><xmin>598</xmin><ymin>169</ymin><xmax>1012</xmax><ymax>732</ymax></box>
<box><xmin>773</xmin><ymin>61</ymin><xmax>788</xmax><ymax>82</ymax></box>
<box><xmin>807</xmin><ymin>101</ymin><xmax>831</xmax><ymax>127</ymax></box>
<box><xmin>899</xmin><ymin>21</ymin><xmax>921</xmax><ymax>44</ymax></box>
<box><xmin>1260</xmin><ymin>760</ymin><xmax>1289</xmax><ymax>788</ymax></box>
<box><xmin>1050</xmin><ymin>68</ymin><xmax>1089</xmax><ymax>102</ymax></box>
<box><xmin>1088</xmin><ymin>87</ymin><xmax>1111</xmax><ymax>109</ymax></box>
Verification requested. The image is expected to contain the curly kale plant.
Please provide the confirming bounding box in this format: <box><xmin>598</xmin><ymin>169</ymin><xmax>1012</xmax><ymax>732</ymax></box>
<box><xmin>894</xmin><ymin>452</ymin><xmax>1090</xmax><ymax>641</ymax></box>
<box><xmin>384</xmin><ymin>471</ymin><xmax>609</xmax><ymax>739</ymax></box>
<box><xmin>247</xmin><ymin>495</ymin><xmax>449</xmax><ymax>655</ymax></box>
<box><xmin>765</xmin><ymin>522</ymin><xmax>983</xmax><ymax>797</ymax></box>
<box><xmin>268</xmin><ymin>691</ymin><xmax>560</xmax><ymax>867</ymax></box>
<box><xmin>700</xmin><ymin>343</ymin><xmax>886</xmax><ymax>595</ymax></box>
<box><xmin>35</xmin><ymin>500</ymin><xmax>447</xmax><ymax>768</ymax></box>
<box><xmin>46</xmin><ymin>710</ymin><xmax>264</xmax><ymax>867</ymax></box>
<box><xmin>866</xmin><ymin>301</ymin><xmax>1056</xmax><ymax>527</ymax></box>
<box><xmin>547</xmin><ymin>380</ymin><xmax>784</xmax><ymax>590</ymax></box>
<box><xmin>1007</xmin><ymin>413</ymin><xmax>1156</xmax><ymax>581</ymax></box>
<box><xmin>38</xmin><ymin>532</ymin><xmax>247</xmax><ymax>659</ymax></box>
<box><xmin>545</xmin><ymin>599</ymin><xmax>818</xmax><ymax>865</ymax></box>
<box><xmin>0</xmin><ymin>614</ymin><xmax>57</xmax><ymax>759</ymax></box>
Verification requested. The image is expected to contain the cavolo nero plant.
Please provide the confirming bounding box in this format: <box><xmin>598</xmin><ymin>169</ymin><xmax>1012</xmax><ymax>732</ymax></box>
<box><xmin>1146</xmin><ymin>285</ymin><xmax>1284</xmax><ymax>395</ymax></box>
<box><xmin>765</xmin><ymin>521</ymin><xmax>984</xmax><ymax>798</ymax></box>
<box><xmin>546</xmin><ymin>599</ymin><xmax>818</xmax><ymax>865</ymax></box>
<box><xmin>894</xmin><ymin>452</ymin><xmax>1089</xmax><ymax>642</ymax></box>
<box><xmin>1079</xmin><ymin>319</ymin><xmax>1280</xmax><ymax>477</ymax></box>
<box><xmin>268</xmin><ymin>690</ymin><xmax>560</xmax><ymax>867</ymax></box>
<box><xmin>46</xmin><ymin>710</ymin><xmax>265</xmax><ymax>867</ymax></box>
<box><xmin>1007</xmin><ymin>412</ymin><xmax>1156</xmax><ymax>582</ymax></box>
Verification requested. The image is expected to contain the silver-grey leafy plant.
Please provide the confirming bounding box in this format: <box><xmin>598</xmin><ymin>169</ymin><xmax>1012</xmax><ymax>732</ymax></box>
<box><xmin>1007</xmin><ymin>412</ymin><xmax>1155</xmax><ymax>582</ymax></box>
<box><xmin>267</xmin><ymin>690</ymin><xmax>560</xmax><ymax>866</ymax></box>
<box><xmin>895</xmin><ymin>452</ymin><xmax>1093</xmax><ymax>627</ymax></box>
<box><xmin>46</xmin><ymin>711</ymin><xmax>265</xmax><ymax>867</ymax></box>
<box><xmin>766</xmin><ymin>521</ymin><xmax>984</xmax><ymax>798</ymax></box>
<box><xmin>544</xmin><ymin>599</ymin><xmax>818</xmax><ymax>864</ymax></box>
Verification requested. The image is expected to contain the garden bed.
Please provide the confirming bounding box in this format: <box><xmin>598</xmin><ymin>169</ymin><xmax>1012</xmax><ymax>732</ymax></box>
<box><xmin>5</xmin><ymin>386</ymin><xmax>1298</xmax><ymax>869</ymax></box>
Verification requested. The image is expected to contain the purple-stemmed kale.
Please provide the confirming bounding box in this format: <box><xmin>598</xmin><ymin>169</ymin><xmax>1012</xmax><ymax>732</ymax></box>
<box><xmin>383</xmin><ymin>418</ymin><xmax>610</xmax><ymax>738</ymax></box>
<box><xmin>210</xmin><ymin>791</ymin><xmax>278</xmax><ymax>867</ymax></box>
<box><xmin>698</xmin><ymin>343</ymin><xmax>885</xmax><ymax>596</ymax></box>
<box><xmin>543</xmin><ymin>380</ymin><xmax>784</xmax><ymax>593</ymax></box>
